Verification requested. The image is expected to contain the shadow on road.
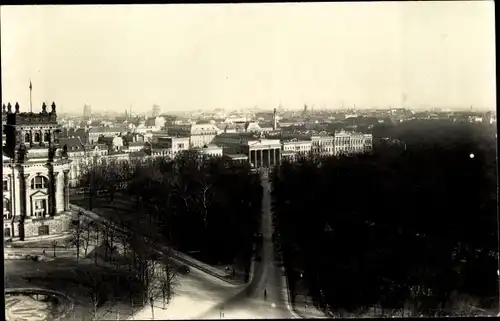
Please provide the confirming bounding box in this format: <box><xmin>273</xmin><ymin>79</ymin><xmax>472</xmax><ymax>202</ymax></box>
<box><xmin>196</xmin><ymin>173</ymin><xmax>293</xmax><ymax>319</ymax></box>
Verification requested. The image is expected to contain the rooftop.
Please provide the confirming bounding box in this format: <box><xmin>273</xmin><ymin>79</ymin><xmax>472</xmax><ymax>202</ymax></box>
<box><xmin>89</xmin><ymin>127</ymin><xmax>127</xmax><ymax>134</ymax></box>
<box><xmin>3</xmin><ymin>102</ymin><xmax>58</xmax><ymax>125</ymax></box>
<box><xmin>224</xmin><ymin>154</ymin><xmax>248</xmax><ymax>159</ymax></box>
<box><xmin>59</xmin><ymin>137</ymin><xmax>85</xmax><ymax>151</ymax></box>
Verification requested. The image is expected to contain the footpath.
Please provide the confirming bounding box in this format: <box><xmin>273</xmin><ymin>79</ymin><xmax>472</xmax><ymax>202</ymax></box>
<box><xmin>293</xmin><ymin>294</ymin><xmax>330</xmax><ymax>319</ymax></box>
<box><xmin>5</xmin><ymin>233</ymin><xmax>76</xmax><ymax>260</ymax></box>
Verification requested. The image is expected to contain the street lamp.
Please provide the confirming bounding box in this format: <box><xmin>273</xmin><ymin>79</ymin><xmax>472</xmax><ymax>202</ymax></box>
<box><xmin>52</xmin><ymin>240</ymin><xmax>57</xmax><ymax>258</ymax></box>
<box><xmin>76</xmin><ymin>211</ymin><xmax>82</xmax><ymax>263</ymax></box>
<box><xmin>220</xmin><ymin>306</ymin><xmax>224</xmax><ymax>319</ymax></box>
<box><xmin>150</xmin><ymin>296</ymin><xmax>155</xmax><ymax>319</ymax></box>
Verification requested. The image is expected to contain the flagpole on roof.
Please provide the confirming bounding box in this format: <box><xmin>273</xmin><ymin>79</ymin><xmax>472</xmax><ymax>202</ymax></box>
<box><xmin>29</xmin><ymin>80</ymin><xmax>33</xmax><ymax>113</ymax></box>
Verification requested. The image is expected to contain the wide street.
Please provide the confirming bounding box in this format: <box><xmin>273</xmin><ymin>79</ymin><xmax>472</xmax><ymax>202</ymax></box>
<box><xmin>130</xmin><ymin>172</ymin><xmax>298</xmax><ymax>319</ymax></box>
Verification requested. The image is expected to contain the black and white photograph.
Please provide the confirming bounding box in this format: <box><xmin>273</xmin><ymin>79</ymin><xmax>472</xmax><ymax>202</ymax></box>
<box><xmin>1</xmin><ymin>2</ymin><xmax>497</xmax><ymax>320</ymax></box>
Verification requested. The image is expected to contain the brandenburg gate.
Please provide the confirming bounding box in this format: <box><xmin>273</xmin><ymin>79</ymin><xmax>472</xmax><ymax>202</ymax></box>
<box><xmin>241</xmin><ymin>139</ymin><xmax>282</xmax><ymax>168</ymax></box>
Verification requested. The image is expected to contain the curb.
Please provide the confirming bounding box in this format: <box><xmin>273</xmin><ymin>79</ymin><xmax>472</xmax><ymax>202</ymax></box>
<box><xmin>167</xmin><ymin>251</ymin><xmax>242</xmax><ymax>288</ymax></box>
<box><xmin>4</xmin><ymin>252</ymin><xmax>57</xmax><ymax>262</ymax></box>
<box><xmin>5</xmin><ymin>287</ymin><xmax>75</xmax><ymax>320</ymax></box>
<box><xmin>282</xmin><ymin>264</ymin><xmax>302</xmax><ymax>319</ymax></box>
<box><xmin>248</xmin><ymin>243</ymin><xmax>257</xmax><ymax>284</ymax></box>
<box><xmin>168</xmin><ymin>247</ymin><xmax>244</xmax><ymax>286</ymax></box>
<box><xmin>4</xmin><ymin>253</ymin><xmax>27</xmax><ymax>260</ymax></box>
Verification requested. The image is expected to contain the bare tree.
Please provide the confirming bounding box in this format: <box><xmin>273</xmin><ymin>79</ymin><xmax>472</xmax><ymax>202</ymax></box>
<box><xmin>199</xmin><ymin>180</ymin><xmax>214</xmax><ymax>228</ymax></box>
<box><xmin>104</xmin><ymin>223</ymin><xmax>110</xmax><ymax>262</ymax></box>
<box><xmin>82</xmin><ymin>270</ymin><xmax>109</xmax><ymax>321</ymax></box>
<box><xmin>127</xmin><ymin>233</ymin><xmax>162</xmax><ymax>305</ymax></box>
<box><xmin>68</xmin><ymin>211</ymin><xmax>84</xmax><ymax>262</ymax></box>
<box><xmin>90</xmin><ymin>221</ymin><xmax>102</xmax><ymax>265</ymax></box>
<box><xmin>78</xmin><ymin>160</ymin><xmax>102</xmax><ymax>211</ymax></box>
<box><xmin>81</xmin><ymin>221</ymin><xmax>93</xmax><ymax>258</ymax></box>
<box><xmin>117</xmin><ymin>231</ymin><xmax>131</xmax><ymax>261</ymax></box>
<box><xmin>448</xmin><ymin>292</ymin><xmax>479</xmax><ymax>317</ymax></box>
<box><xmin>158</xmin><ymin>259</ymin><xmax>179</xmax><ymax>309</ymax></box>
<box><xmin>105</xmin><ymin>223</ymin><xmax>117</xmax><ymax>263</ymax></box>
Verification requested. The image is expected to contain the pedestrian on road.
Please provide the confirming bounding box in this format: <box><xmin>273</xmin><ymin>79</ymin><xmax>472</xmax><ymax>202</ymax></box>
<box><xmin>42</xmin><ymin>249</ymin><xmax>46</xmax><ymax>256</ymax></box>
<box><xmin>264</xmin><ymin>289</ymin><xmax>267</xmax><ymax>300</ymax></box>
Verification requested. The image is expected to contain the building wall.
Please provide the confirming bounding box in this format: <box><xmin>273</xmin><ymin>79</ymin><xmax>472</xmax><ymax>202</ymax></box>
<box><xmin>3</xmin><ymin>159</ymin><xmax>70</xmax><ymax>239</ymax></box>
<box><xmin>213</xmin><ymin>133</ymin><xmax>254</xmax><ymax>154</ymax></box>
<box><xmin>190</xmin><ymin>134</ymin><xmax>217</xmax><ymax>148</ymax></box>
<box><xmin>172</xmin><ymin>137</ymin><xmax>190</xmax><ymax>154</ymax></box>
<box><xmin>197</xmin><ymin>146</ymin><xmax>223</xmax><ymax>157</ymax></box>
<box><xmin>168</xmin><ymin>124</ymin><xmax>219</xmax><ymax>148</ymax></box>
<box><xmin>282</xmin><ymin>140</ymin><xmax>312</xmax><ymax>154</ymax></box>
<box><xmin>310</xmin><ymin>136</ymin><xmax>334</xmax><ymax>155</ymax></box>
<box><xmin>334</xmin><ymin>132</ymin><xmax>373</xmax><ymax>156</ymax></box>
<box><xmin>22</xmin><ymin>214</ymin><xmax>72</xmax><ymax>238</ymax></box>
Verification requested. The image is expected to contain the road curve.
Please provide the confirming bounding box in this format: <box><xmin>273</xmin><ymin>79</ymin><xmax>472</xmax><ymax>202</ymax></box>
<box><xmin>196</xmin><ymin>172</ymin><xmax>299</xmax><ymax>319</ymax></box>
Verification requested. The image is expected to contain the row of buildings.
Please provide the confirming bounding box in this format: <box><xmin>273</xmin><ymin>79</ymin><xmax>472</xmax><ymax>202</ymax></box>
<box><xmin>2</xmin><ymin>102</ymin><xmax>372</xmax><ymax>241</ymax></box>
<box><xmin>55</xmin><ymin>107</ymin><xmax>372</xmax><ymax>187</ymax></box>
<box><xmin>61</xmin><ymin>129</ymin><xmax>372</xmax><ymax>186</ymax></box>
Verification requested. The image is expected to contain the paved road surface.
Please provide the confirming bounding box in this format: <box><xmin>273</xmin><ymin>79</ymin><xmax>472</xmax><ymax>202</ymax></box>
<box><xmin>195</xmin><ymin>174</ymin><xmax>298</xmax><ymax>319</ymax></box>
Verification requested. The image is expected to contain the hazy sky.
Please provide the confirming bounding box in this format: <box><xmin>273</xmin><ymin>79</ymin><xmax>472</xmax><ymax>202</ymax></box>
<box><xmin>1</xmin><ymin>2</ymin><xmax>496</xmax><ymax>113</ymax></box>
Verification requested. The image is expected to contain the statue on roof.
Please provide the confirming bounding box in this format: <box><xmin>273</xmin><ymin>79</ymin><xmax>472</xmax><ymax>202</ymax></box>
<box><xmin>51</xmin><ymin>102</ymin><xmax>56</xmax><ymax>113</ymax></box>
<box><xmin>7</xmin><ymin>103</ymin><xmax>12</xmax><ymax>113</ymax></box>
<box><xmin>15</xmin><ymin>102</ymin><xmax>20</xmax><ymax>113</ymax></box>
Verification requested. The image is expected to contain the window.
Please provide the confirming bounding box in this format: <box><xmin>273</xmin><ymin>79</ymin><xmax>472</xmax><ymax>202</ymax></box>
<box><xmin>31</xmin><ymin>176</ymin><xmax>48</xmax><ymax>189</ymax></box>
<box><xmin>4</xmin><ymin>228</ymin><xmax>11</xmax><ymax>238</ymax></box>
<box><xmin>34</xmin><ymin>133</ymin><xmax>41</xmax><ymax>143</ymax></box>
<box><xmin>38</xmin><ymin>225</ymin><xmax>49</xmax><ymax>236</ymax></box>
<box><xmin>3</xmin><ymin>180</ymin><xmax>8</xmax><ymax>191</ymax></box>
<box><xmin>44</xmin><ymin>132</ymin><xmax>50</xmax><ymax>142</ymax></box>
<box><xmin>3</xmin><ymin>198</ymin><xmax>11</xmax><ymax>219</ymax></box>
<box><xmin>25</xmin><ymin>133</ymin><xmax>31</xmax><ymax>142</ymax></box>
<box><xmin>33</xmin><ymin>199</ymin><xmax>47</xmax><ymax>217</ymax></box>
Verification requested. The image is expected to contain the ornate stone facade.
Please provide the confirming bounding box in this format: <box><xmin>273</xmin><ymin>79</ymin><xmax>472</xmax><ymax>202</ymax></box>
<box><xmin>3</xmin><ymin>102</ymin><xmax>72</xmax><ymax>241</ymax></box>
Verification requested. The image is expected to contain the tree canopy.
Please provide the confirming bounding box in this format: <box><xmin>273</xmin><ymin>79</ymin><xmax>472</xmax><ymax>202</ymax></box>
<box><xmin>273</xmin><ymin>121</ymin><xmax>497</xmax><ymax>316</ymax></box>
<box><xmin>78</xmin><ymin>150</ymin><xmax>263</xmax><ymax>266</ymax></box>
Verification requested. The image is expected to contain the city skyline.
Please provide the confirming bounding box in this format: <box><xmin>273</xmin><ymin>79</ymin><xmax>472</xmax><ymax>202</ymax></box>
<box><xmin>1</xmin><ymin>2</ymin><xmax>496</xmax><ymax>113</ymax></box>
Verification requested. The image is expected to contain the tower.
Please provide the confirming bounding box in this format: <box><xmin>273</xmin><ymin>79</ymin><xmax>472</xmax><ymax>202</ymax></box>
<box><xmin>152</xmin><ymin>105</ymin><xmax>161</xmax><ymax>117</ymax></box>
<box><xmin>3</xmin><ymin>102</ymin><xmax>71</xmax><ymax>241</ymax></box>
<box><xmin>272</xmin><ymin>108</ymin><xmax>277</xmax><ymax>131</ymax></box>
<box><xmin>83</xmin><ymin>104</ymin><xmax>92</xmax><ymax>120</ymax></box>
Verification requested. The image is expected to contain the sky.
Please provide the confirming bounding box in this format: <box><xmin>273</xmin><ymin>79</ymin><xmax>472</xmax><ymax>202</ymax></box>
<box><xmin>1</xmin><ymin>2</ymin><xmax>496</xmax><ymax>113</ymax></box>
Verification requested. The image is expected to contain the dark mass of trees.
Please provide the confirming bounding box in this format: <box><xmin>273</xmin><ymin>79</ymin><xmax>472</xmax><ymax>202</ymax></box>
<box><xmin>77</xmin><ymin>150</ymin><xmax>262</xmax><ymax>268</ymax></box>
<box><xmin>272</xmin><ymin>121</ymin><xmax>497</xmax><ymax>316</ymax></box>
